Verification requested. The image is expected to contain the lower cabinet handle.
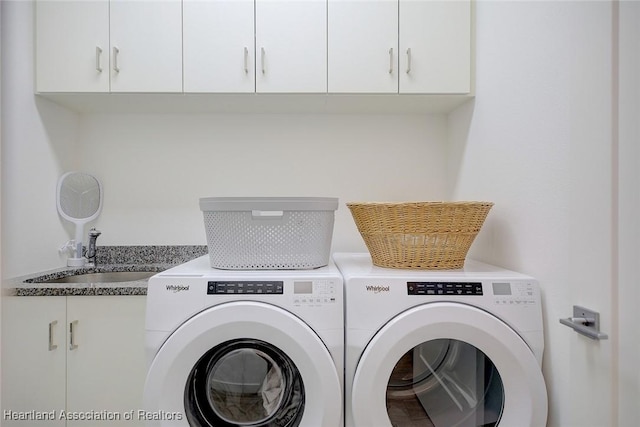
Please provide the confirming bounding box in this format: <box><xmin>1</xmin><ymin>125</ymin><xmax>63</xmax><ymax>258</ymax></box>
<box><xmin>95</xmin><ymin>46</ymin><xmax>103</xmax><ymax>73</ymax></box>
<box><xmin>69</xmin><ymin>320</ymin><xmax>78</xmax><ymax>350</ymax></box>
<box><xmin>406</xmin><ymin>47</ymin><xmax>412</xmax><ymax>74</ymax></box>
<box><xmin>244</xmin><ymin>47</ymin><xmax>249</xmax><ymax>73</ymax></box>
<box><xmin>48</xmin><ymin>320</ymin><xmax>58</xmax><ymax>351</ymax></box>
<box><xmin>389</xmin><ymin>48</ymin><xmax>394</xmax><ymax>74</ymax></box>
<box><xmin>261</xmin><ymin>47</ymin><xmax>265</xmax><ymax>74</ymax></box>
<box><xmin>113</xmin><ymin>46</ymin><xmax>120</xmax><ymax>73</ymax></box>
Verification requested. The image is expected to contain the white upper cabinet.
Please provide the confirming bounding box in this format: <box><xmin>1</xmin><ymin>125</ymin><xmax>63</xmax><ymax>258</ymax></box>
<box><xmin>35</xmin><ymin>0</ymin><xmax>473</xmax><ymax>106</ymax></box>
<box><xmin>256</xmin><ymin>0</ymin><xmax>327</xmax><ymax>93</ymax></box>
<box><xmin>36</xmin><ymin>0</ymin><xmax>110</xmax><ymax>93</ymax></box>
<box><xmin>183</xmin><ymin>0</ymin><xmax>255</xmax><ymax>93</ymax></box>
<box><xmin>328</xmin><ymin>0</ymin><xmax>472</xmax><ymax>94</ymax></box>
<box><xmin>399</xmin><ymin>0</ymin><xmax>471</xmax><ymax>94</ymax></box>
<box><xmin>328</xmin><ymin>0</ymin><xmax>398</xmax><ymax>93</ymax></box>
<box><xmin>110</xmin><ymin>0</ymin><xmax>183</xmax><ymax>93</ymax></box>
<box><xmin>36</xmin><ymin>0</ymin><xmax>182</xmax><ymax>93</ymax></box>
<box><xmin>183</xmin><ymin>0</ymin><xmax>328</xmax><ymax>94</ymax></box>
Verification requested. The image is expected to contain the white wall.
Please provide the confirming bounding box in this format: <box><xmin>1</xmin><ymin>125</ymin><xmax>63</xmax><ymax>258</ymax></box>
<box><xmin>449</xmin><ymin>1</ymin><xmax>615</xmax><ymax>426</ymax></box>
<box><xmin>77</xmin><ymin>113</ymin><xmax>447</xmax><ymax>250</ymax></box>
<box><xmin>1</xmin><ymin>0</ymin><xmax>80</xmax><ymax>278</ymax></box>
<box><xmin>0</xmin><ymin>0</ymin><xmax>3</xmax><ymax>416</ymax></box>
<box><xmin>617</xmin><ymin>1</ymin><xmax>640</xmax><ymax>424</ymax></box>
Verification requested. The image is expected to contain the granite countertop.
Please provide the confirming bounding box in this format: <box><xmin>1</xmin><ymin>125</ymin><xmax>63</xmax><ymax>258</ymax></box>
<box><xmin>4</xmin><ymin>245</ymin><xmax>208</xmax><ymax>297</ymax></box>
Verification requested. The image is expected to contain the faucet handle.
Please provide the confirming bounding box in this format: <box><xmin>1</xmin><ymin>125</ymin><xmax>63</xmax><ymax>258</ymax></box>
<box><xmin>58</xmin><ymin>240</ymin><xmax>76</xmax><ymax>255</ymax></box>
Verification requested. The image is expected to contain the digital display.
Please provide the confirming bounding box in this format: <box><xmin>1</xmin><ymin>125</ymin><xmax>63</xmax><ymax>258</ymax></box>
<box><xmin>492</xmin><ymin>282</ymin><xmax>512</xmax><ymax>296</ymax></box>
<box><xmin>294</xmin><ymin>281</ymin><xmax>313</xmax><ymax>294</ymax></box>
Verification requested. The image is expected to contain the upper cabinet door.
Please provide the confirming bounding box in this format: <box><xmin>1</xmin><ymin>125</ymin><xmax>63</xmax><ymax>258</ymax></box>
<box><xmin>184</xmin><ymin>0</ymin><xmax>256</xmax><ymax>93</ymax></box>
<box><xmin>328</xmin><ymin>0</ymin><xmax>398</xmax><ymax>93</ymax></box>
<box><xmin>36</xmin><ymin>0</ymin><xmax>110</xmax><ymax>93</ymax></box>
<box><xmin>110</xmin><ymin>0</ymin><xmax>183</xmax><ymax>93</ymax></box>
<box><xmin>256</xmin><ymin>0</ymin><xmax>327</xmax><ymax>93</ymax></box>
<box><xmin>399</xmin><ymin>0</ymin><xmax>471</xmax><ymax>94</ymax></box>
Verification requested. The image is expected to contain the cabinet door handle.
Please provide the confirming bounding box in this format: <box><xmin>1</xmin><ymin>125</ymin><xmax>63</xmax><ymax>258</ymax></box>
<box><xmin>244</xmin><ymin>47</ymin><xmax>249</xmax><ymax>73</ymax></box>
<box><xmin>69</xmin><ymin>320</ymin><xmax>78</xmax><ymax>350</ymax></box>
<box><xmin>260</xmin><ymin>47</ymin><xmax>265</xmax><ymax>74</ymax></box>
<box><xmin>389</xmin><ymin>48</ymin><xmax>394</xmax><ymax>74</ymax></box>
<box><xmin>95</xmin><ymin>46</ymin><xmax>103</xmax><ymax>72</ymax></box>
<box><xmin>406</xmin><ymin>48</ymin><xmax>411</xmax><ymax>74</ymax></box>
<box><xmin>48</xmin><ymin>320</ymin><xmax>58</xmax><ymax>351</ymax></box>
<box><xmin>113</xmin><ymin>46</ymin><xmax>120</xmax><ymax>73</ymax></box>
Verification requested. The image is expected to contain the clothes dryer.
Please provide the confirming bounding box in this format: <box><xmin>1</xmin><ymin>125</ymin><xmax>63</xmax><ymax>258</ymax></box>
<box><xmin>334</xmin><ymin>253</ymin><xmax>547</xmax><ymax>427</ymax></box>
<box><xmin>143</xmin><ymin>255</ymin><xmax>343</xmax><ymax>426</ymax></box>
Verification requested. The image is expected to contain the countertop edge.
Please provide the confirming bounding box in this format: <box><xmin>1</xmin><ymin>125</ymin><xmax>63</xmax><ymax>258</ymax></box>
<box><xmin>3</xmin><ymin>245</ymin><xmax>208</xmax><ymax>297</ymax></box>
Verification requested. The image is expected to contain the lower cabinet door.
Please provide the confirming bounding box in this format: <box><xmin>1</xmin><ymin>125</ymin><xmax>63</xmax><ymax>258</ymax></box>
<box><xmin>2</xmin><ymin>296</ymin><xmax>67</xmax><ymax>427</ymax></box>
<box><xmin>2</xmin><ymin>295</ymin><xmax>147</xmax><ymax>426</ymax></box>
<box><xmin>66</xmin><ymin>296</ymin><xmax>147</xmax><ymax>426</ymax></box>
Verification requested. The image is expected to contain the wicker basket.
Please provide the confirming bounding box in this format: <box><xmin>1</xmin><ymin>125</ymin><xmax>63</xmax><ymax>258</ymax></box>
<box><xmin>347</xmin><ymin>201</ymin><xmax>494</xmax><ymax>270</ymax></box>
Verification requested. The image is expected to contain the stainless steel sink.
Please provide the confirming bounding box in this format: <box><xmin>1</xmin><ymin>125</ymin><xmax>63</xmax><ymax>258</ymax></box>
<box><xmin>43</xmin><ymin>271</ymin><xmax>156</xmax><ymax>283</ymax></box>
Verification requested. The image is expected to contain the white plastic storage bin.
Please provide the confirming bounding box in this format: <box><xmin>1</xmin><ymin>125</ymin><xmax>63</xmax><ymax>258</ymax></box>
<box><xmin>199</xmin><ymin>197</ymin><xmax>339</xmax><ymax>269</ymax></box>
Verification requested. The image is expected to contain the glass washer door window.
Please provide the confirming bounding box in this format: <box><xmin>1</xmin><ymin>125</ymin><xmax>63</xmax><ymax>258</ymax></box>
<box><xmin>144</xmin><ymin>301</ymin><xmax>342</xmax><ymax>427</ymax></box>
<box><xmin>185</xmin><ymin>339</ymin><xmax>305</xmax><ymax>427</ymax></box>
<box><xmin>386</xmin><ymin>339</ymin><xmax>504</xmax><ymax>427</ymax></box>
<box><xmin>350</xmin><ymin>302</ymin><xmax>547</xmax><ymax>427</ymax></box>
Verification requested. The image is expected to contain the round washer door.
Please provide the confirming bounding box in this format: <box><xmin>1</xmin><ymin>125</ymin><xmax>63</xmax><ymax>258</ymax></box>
<box><xmin>144</xmin><ymin>301</ymin><xmax>341</xmax><ymax>426</ymax></box>
<box><xmin>352</xmin><ymin>302</ymin><xmax>547</xmax><ymax>427</ymax></box>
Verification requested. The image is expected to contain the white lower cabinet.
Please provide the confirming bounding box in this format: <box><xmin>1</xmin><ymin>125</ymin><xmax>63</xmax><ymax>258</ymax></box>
<box><xmin>2</xmin><ymin>296</ymin><xmax>147</xmax><ymax>426</ymax></box>
<box><xmin>2</xmin><ymin>297</ymin><xmax>66</xmax><ymax>427</ymax></box>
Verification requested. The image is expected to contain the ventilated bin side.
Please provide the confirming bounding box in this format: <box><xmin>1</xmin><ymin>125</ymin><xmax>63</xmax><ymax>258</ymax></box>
<box><xmin>200</xmin><ymin>197</ymin><xmax>338</xmax><ymax>270</ymax></box>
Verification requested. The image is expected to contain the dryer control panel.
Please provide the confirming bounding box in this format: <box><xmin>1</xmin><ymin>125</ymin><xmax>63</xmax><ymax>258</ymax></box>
<box><xmin>491</xmin><ymin>281</ymin><xmax>538</xmax><ymax>305</ymax></box>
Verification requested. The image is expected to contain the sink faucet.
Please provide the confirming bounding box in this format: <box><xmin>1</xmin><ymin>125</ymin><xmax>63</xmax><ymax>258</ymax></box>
<box><xmin>86</xmin><ymin>228</ymin><xmax>102</xmax><ymax>267</ymax></box>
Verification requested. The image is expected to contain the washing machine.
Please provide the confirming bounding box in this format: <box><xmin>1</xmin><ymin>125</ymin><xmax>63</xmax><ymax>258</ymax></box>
<box><xmin>143</xmin><ymin>255</ymin><xmax>343</xmax><ymax>427</ymax></box>
<box><xmin>334</xmin><ymin>253</ymin><xmax>547</xmax><ymax>427</ymax></box>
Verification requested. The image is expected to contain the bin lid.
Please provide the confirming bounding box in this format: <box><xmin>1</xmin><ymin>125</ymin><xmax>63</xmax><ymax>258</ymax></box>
<box><xmin>199</xmin><ymin>197</ymin><xmax>339</xmax><ymax>212</ymax></box>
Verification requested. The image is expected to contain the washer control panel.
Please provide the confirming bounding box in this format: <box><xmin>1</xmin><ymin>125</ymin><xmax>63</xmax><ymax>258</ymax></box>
<box><xmin>208</xmin><ymin>281</ymin><xmax>284</xmax><ymax>294</ymax></box>
<box><xmin>407</xmin><ymin>282</ymin><xmax>483</xmax><ymax>296</ymax></box>
<box><xmin>293</xmin><ymin>280</ymin><xmax>337</xmax><ymax>306</ymax></box>
<box><xmin>206</xmin><ymin>279</ymin><xmax>338</xmax><ymax>306</ymax></box>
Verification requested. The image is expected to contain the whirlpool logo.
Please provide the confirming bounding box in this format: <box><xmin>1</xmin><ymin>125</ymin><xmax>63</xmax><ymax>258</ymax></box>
<box><xmin>365</xmin><ymin>285</ymin><xmax>390</xmax><ymax>294</ymax></box>
<box><xmin>166</xmin><ymin>284</ymin><xmax>190</xmax><ymax>293</ymax></box>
